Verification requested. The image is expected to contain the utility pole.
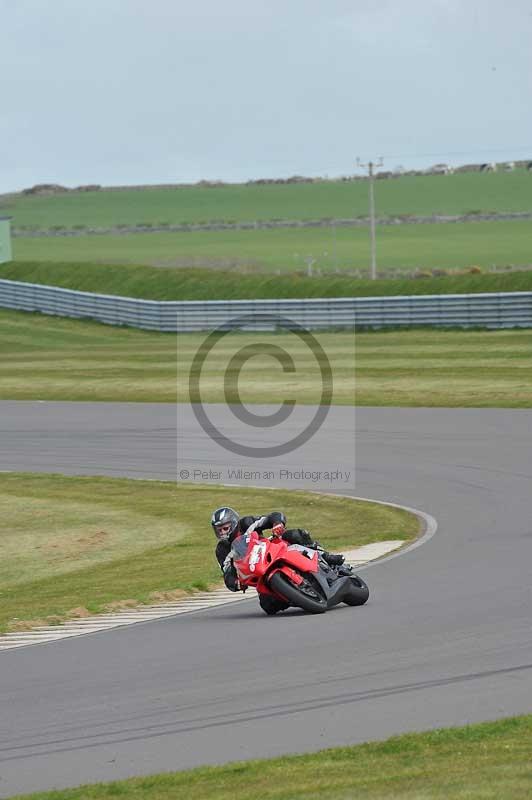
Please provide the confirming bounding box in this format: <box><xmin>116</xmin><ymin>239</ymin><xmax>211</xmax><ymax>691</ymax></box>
<box><xmin>357</xmin><ymin>157</ymin><xmax>383</xmax><ymax>280</ymax></box>
<box><xmin>304</xmin><ymin>254</ymin><xmax>316</xmax><ymax>277</ymax></box>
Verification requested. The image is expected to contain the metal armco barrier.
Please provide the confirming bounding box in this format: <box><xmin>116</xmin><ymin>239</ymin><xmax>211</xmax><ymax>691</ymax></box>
<box><xmin>0</xmin><ymin>279</ymin><xmax>531</xmax><ymax>331</ymax></box>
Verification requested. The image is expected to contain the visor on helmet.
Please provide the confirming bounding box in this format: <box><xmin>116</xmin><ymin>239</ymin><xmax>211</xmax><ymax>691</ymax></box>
<box><xmin>215</xmin><ymin>521</ymin><xmax>233</xmax><ymax>539</ymax></box>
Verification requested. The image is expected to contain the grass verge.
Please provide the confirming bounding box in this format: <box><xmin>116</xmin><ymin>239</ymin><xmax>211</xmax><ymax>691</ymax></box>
<box><xmin>0</xmin><ymin>472</ymin><xmax>417</xmax><ymax>633</ymax></box>
<box><xmin>3</xmin><ymin>260</ymin><xmax>532</xmax><ymax>299</ymax></box>
<box><xmin>9</xmin><ymin>218</ymin><xmax>532</xmax><ymax>272</ymax></box>
<box><xmin>12</xmin><ymin>714</ymin><xmax>532</xmax><ymax>799</ymax></box>
<box><xmin>1</xmin><ymin>310</ymin><xmax>531</xmax><ymax>407</ymax></box>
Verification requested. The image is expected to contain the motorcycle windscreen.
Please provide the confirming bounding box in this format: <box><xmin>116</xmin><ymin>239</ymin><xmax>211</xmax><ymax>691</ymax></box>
<box><xmin>231</xmin><ymin>534</ymin><xmax>251</xmax><ymax>560</ymax></box>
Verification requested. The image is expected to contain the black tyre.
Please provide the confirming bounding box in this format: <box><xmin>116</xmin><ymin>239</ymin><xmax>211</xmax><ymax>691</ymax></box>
<box><xmin>343</xmin><ymin>574</ymin><xmax>369</xmax><ymax>606</ymax></box>
<box><xmin>269</xmin><ymin>571</ymin><xmax>327</xmax><ymax>614</ymax></box>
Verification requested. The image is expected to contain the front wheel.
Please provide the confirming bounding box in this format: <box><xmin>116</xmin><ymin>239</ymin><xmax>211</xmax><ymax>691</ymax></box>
<box><xmin>269</xmin><ymin>571</ymin><xmax>327</xmax><ymax>614</ymax></box>
<box><xmin>343</xmin><ymin>574</ymin><xmax>369</xmax><ymax>606</ymax></box>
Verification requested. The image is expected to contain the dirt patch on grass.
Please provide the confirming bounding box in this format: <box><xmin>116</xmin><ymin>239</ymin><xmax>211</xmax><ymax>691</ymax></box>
<box><xmin>6</xmin><ymin>606</ymin><xmax>106</xmax><ymax>632</ymax></box>
<box><xmin>147</xmin><ymin>589</ymin><xmax>190</xmax><ymax>603</ymax></box>
<box><xmin>55</xmin><ymin>530</ymin><xmax>110</xmax><ymax>560</ymax></box>
<box><xmin>69</xmin><ymin>606</ymin><xmax>92</xmax><ymax>618</ymax></box>
<box><xmin>35</xmin><ymin>529</ymin><xmax>111</xmax><ymax>563</ymax></box>
<box><xmin>7</xmin><ymin>606</ymin><xmax>91</xmax><ymax>631</ymax></box>
<box><xmin>104</xmin><ymin>598</ymin><xmax>144</xmax><ymax>612</ymax></box>
<box><xmin>8</xmin><ymin>615</ymin><xmax>64</xmax><ymax>632</ymax></box>
<box><xmin>75</xmin><ymin>530</ymin><xmax>109</xmax><ymax>549</ymax></box>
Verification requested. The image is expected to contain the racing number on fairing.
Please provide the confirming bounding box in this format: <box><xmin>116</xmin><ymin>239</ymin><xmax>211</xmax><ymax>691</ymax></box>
<box><xmin>249</xmin><ymin>542</ymin><xmax>267</xmax><ymax>572</ymax></box>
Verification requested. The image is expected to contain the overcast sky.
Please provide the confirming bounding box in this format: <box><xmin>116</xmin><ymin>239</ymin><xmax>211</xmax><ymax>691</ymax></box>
<box><xmin>1</xmin><ymin>0</ymin><xmax>531</xmax><ymax>190</ymax></box>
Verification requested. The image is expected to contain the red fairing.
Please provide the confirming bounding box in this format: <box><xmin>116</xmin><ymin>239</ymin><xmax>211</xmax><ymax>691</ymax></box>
<box><xmin>231</xmin><ymin>531</ymin><xmax>319</xmax><ymax>599</ymax></box>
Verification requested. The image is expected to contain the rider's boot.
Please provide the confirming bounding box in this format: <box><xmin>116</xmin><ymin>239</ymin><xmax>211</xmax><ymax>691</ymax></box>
<box><xmin>321</xmin><ymin>551</ymin><xmax>345</xmax><ymax>567</ymax></box>
<box><xmin>337</xmin><ymin>562</ymin><xmax>354</xmax><ymax>576</ymax></box>
<box><xmin>259</xmin><ymin>594</ymin><xmax>289</xmax><ymax>615</ymax></box>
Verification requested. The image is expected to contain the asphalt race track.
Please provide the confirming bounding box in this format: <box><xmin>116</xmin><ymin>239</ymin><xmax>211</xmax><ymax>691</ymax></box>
<box><xmin>1</xmin><ymin>400</ymin><xmax>532</xmax><ymax>796</ymax></box>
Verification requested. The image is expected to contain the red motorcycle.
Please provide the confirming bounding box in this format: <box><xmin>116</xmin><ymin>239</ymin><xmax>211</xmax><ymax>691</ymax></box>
<box><xmin>231</xmin><ymin>530</ymin><xmax>369</xmax><ymax>614</ymax></box>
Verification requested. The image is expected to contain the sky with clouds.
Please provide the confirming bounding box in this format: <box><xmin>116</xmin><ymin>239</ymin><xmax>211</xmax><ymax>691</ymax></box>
<box><xmin>1</xmin><ymin>0</ymin><xmax>531</xmax><ymax>189</ymax></box>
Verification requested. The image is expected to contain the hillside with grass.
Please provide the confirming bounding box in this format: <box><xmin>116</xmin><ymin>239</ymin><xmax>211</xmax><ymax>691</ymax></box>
<box><xmin>4</xmin><ymin>168</ymin><xmax>532</xmax><ymax>230</ymax></box>
<box><xmin>9</xmin><ymin>217</ymin><xmax>532</xmax><ymax>273</ymax></box>
<box><xmin>3</xmin><ymin>168</ymin><xmax>531</xmax><ymax>280</ymax></box>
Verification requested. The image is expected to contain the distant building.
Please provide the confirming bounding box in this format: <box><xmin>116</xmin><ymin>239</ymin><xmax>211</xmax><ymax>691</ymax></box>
<box><xmin>429</xmin><ymin>163</ymin><xmax>454</xmax><ymax>175</ymax></box>
<box><xmin>455</xmin><ymin>163</ymin><xmax>479</xmax><ymax>173</ymax></box>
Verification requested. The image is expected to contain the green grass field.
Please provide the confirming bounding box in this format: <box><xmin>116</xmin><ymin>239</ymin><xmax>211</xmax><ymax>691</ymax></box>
<box><xmin>0</xmin><ymin>472</ymin><xmax>416</xmax><ymax>633</ymax></box>
<box><xmin>1</xmin><ymin>310</ymin><xmax>531</xmax><ymax>407</ymax></box>
<box><xmin>13</xmin><ymin>714</ymin><xmax>532</xmax><ymax>800</ymax></box>
<box><xmin>3</xmin><ymin>260</ymin><xmax>532</xmax><ymax>300</ymax></box>
<box><xmin>4</xmin><ymin>169</ymin><xmax>532</xmax><ymax>229</ymax></box>
<box><xmin>10</xmin><ymin>218</ymin><xmax>532</xmax><ymax>272</ymax></box>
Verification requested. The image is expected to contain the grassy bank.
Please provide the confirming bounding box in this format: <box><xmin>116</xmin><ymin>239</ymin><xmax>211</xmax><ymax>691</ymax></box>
<box><xmin>180</xmin><ymin>327</ymin><xmax>532</xmax><ymax>408</ymax></box>
<box><xmin>3</xmin><ymin>260</ymin><xmax>532</xmax><ymax>300</ymax></box>
<box><xmin>13</xmin><ymin>714</ymin><xmax>532</xmax><ymax>799</ymax></box>
<box><xmin>4</xmin><ymin>169</ymin><xmax>532</xmax><ymax>229</ymax></box>
<box><xmin>10</xmin><ymin>218</ymin><xmax>532</xmax><ymax>272</ymax></box>
<box><xmin>1</xmin><ymin>310</ymin><xmax>531</xmax><ymax>406</ymax></box>
<box><xmin>0</xmin><ymin>472</ymin><xmax>416</xmax><ymax>633</ymax></box>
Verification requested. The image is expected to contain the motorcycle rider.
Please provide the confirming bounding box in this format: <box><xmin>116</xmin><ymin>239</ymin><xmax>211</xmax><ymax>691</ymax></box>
<box><xmin>211</xmin><ymin>506</ymin><xmax>345</xmax><ymax>615</ymax></box>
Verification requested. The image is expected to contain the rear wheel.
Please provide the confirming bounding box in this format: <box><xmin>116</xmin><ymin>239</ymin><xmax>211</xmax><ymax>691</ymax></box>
<box><xmin>343</xmin><ymin>574</ymin><xmax>369</xmax><ymax>606</ymax></box>
<box><xmin>269</xmin><ymin>571</ymin><xmax>327</xmax><ymax>614</ymax></box>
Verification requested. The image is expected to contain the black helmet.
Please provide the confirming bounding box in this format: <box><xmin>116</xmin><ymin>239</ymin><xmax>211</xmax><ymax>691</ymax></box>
<box><xmin>211</xmin><ymin>507</ymin><xmax>239</xmax><ymax>541</ymax></box>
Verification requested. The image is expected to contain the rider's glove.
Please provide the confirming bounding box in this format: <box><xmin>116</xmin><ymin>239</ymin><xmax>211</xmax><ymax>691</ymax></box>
<box><xmin>223</xmin><ymin>566</ymin><xmax>240</xmax><ymax>592</ymax></box>
<box><xmin>222</xmin><ymin>556</ymin><xmax>240</xmax><ymax>592</ymax></box>
<box><xmin>272</xmin><ymin>523</ymin><xmax>286</xmax><ymax>537</ymax></box>
<box><xmin>225</xmin><ymin>576</ymin><xmax>240</xmax><ymax>592</ymax></box>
